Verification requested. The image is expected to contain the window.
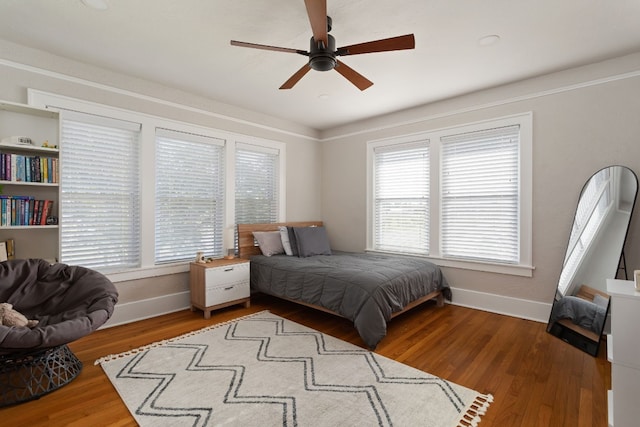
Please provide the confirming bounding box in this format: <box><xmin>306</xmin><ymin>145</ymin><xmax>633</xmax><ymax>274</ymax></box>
<box><xmin>373</xmin><ymin>141</ymin><xmax>429</xmax><ymax>254</ymax></box>
<box><xmin>235</xmin><ymin>142</ymin><xmax>280</xmax><ymax>226</ymax></box>
<box><xmin>441</xmin><ymin>125</ymin><xmax>520</xmax><ymax>263</ymax></box>
<box><xmin>368</xmin><ymin>113</ymin><xmax>532</xmax><ymax>276</ymax></box>
<box><xmin>155</xmin><ymin>129</ymin><xmax>225</xmax><ymax>263</ymax></box>
<box><xmin>60</xmin><ymin>113</ymin><xmax>141</xmax><ymax>271</ymax></box>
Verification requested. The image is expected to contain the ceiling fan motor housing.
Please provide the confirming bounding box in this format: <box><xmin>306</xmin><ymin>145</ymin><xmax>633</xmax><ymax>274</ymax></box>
<box><xmin>309</xmin><ymin>34</ymin><xmax>336</xmax><ymax>71</ymax></box>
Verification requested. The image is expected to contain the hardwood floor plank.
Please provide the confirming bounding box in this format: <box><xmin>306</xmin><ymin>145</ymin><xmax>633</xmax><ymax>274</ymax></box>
<box><xmin>0</xmin><ymin>294</ymin><xmax>610</xmax><ymax>426</ymax></box>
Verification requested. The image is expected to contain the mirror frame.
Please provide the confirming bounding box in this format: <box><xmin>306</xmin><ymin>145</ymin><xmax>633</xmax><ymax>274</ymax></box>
<box><xmin>547</xmin><ymin>165</ymin><xmax>638</xmax><ymax>356</ymax></box>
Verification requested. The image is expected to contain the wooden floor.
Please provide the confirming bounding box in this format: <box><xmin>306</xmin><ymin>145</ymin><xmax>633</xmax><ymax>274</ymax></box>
<box><xmin>1</xmin><ymin>294</ymin><xmax>610</xmax><ymax>426</ymax></box>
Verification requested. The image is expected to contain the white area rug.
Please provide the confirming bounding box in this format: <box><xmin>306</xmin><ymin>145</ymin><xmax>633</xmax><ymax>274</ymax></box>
<box><xmin>97</xmin><ymin>311</ymin><xmax>492</xmax><ymax>426</ymax></box>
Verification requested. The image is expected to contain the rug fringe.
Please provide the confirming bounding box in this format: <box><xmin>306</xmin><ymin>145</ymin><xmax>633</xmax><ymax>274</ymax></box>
<box><xmin>94</xmin><ymin>310</ymin><xmax>271</xmax><ymax>365</ymax></box>
<box><xmin>456</xmin><ymin>393</ymin><xmax>493</xmax><ymax>427</ymax></box>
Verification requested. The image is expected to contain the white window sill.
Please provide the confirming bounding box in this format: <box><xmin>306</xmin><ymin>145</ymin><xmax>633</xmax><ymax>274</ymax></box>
<box><xmin>365</xmin><ymin>250</ymin><xmax>534</xmax><ymax>277</ymax></box>
<box><xmin>105</xmin><ymin>262</ymin><xmax>190</xmax><ymax>283</ymax></box>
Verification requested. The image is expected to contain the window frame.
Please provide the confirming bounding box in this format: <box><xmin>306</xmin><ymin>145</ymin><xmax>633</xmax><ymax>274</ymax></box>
<box><xmin>367</xmin><ymin>112</ymin><xmax>533</xmax><ymax>277</ymax></box>
<box><xmin>154</xmin><ymin>128</ymin><xmax>226</xmax><ymax>264</ymax></box>
<box><xmin>58</xmin><ymin>112</ymin><xmax>142</xmax><ymax>271</ymax></box>
<box><xmin>234</xmin><ymin>141</ymin><xmax>282</xmax><ymax>225</ymax></box>
<box><xmin>373</xmin><ymin>138</ymin><xmax>430</xmax><ymax>255</ymax></box>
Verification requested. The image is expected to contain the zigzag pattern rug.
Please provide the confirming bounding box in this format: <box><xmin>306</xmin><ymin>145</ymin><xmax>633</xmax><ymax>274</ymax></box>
<box><xmin>97</xmin><ymin>311</ymin><xmax>492</xmax><ymax>426</ymax></box>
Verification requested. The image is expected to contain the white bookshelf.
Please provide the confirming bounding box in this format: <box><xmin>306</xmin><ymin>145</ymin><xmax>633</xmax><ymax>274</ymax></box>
<box><xmin>0</xmin><ymin>101</ymin><xmax>60</xmax><ymax>261</ymax></box>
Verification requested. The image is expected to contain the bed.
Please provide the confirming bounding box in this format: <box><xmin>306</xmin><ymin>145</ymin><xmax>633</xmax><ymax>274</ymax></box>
<box><xmin>238</xmin><ymin>222</ymin><xmax>451</xmax><ymax>348</ymax></box>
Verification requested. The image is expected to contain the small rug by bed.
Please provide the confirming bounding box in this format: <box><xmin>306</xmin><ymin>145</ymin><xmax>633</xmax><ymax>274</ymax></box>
<box><xmin>96</xmin><ymin>311</ymin><xmax>492</xmax><ymax>427</ymax></box>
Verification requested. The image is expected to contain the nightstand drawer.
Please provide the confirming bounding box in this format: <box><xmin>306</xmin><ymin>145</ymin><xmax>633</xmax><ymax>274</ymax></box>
<box><xmin>205</xmin><ymin>281</ymin><xmax>249</xmax><ymax>306</ymax></box>
<box><xmin>205</xmin><ymin>262</ymin><xmax>249</xmax><ymax>286</ymax></box>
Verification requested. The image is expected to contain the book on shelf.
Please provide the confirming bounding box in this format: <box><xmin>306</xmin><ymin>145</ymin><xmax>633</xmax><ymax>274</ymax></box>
<box><xmin>6</xmin><ymin>239</ymin><xmax>14</xmax><ymax>259</ymax></box>
<box><xmin>0</xmin><ymin>195</ymin><xmax>54</xmax><ymax>227</ymax></box>
<box><xmin>0</xmin><ymin>153</ymin><xmax>58</xmax><ymax>183</ymax></box>
<box><xmin>0</xmin><ymin>239</ymin><xmax>14</xmax><ymax>261</ymax></box>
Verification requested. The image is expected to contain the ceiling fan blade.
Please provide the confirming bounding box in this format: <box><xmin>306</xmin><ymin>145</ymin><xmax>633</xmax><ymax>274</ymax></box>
<box><xmin>337</xmin><ymin>34</ymin><xmax>415</xmax><ymax>56</ymax></box>
<box><xmin>280</xmin><ymin>64</ymin><xmax>312</xmax><ymax>90</ymax></box>
<box><xmin>231</xmin><ymin>40</ymin><xmax>307</xmax><ymax>55</ymax></box>
<box><xmin>334</xmin><ymin>60</ymin><xmax>373</xmax><ymax>91</ymax></box>
<box><xmin>304</xmin><ymin>0</ymin><xmax>328</xmax><ymax>45</ymax></box>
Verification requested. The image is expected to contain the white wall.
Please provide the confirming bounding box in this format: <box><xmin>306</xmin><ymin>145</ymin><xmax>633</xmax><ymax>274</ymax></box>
<box><xmin>320</xmin><ymin>53</ymin><xmax>640</xmax><ymax>321</ymax></box>
<box><xmin>0</xmin><ymin>39</ymin><xmax>322</xmax><ymax>322</ymax></box>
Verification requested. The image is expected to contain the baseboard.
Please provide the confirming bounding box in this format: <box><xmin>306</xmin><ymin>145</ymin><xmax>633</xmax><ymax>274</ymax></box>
<box><xmin>449</xmin><ymin>287</ymin><xmax>552</xmax><ymax>323</ymax></box>
<box><xmin>101</xmin><ymin>291</ymin><xmax>191</xmax><ymax>329</ymax></box>
<box><xmin>100</xmin><ymin>287</ymin><xmax>553</xmax><ymax>329</ymax></box>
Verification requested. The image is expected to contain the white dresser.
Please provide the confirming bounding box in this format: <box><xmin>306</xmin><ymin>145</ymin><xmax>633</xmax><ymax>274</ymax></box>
<box><xmin>606</xmin><ymin>278</ymin><xmax>640</xmax><ymax>427</ymax></box>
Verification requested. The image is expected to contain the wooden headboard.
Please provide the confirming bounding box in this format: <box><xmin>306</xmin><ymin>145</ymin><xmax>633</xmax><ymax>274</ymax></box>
<box><xmin>237</xmin><ymin>221</ymin><xmax>323</xmax><ymax>259</ymax></box>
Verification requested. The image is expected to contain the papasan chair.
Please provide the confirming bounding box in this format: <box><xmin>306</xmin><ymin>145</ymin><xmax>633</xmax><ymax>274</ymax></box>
<box><xmin>0</xmin><ymin>258</ymin><xmax>118</xmax><ymax>407</ymax></box>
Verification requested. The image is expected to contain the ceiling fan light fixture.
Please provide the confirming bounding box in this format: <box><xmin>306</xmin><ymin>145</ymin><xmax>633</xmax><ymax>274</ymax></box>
<box><xmin>309</xmin><ymin>55</ymin><xmax>336</xmax><ymax>71</ymax></box>
<box><xmin>478</xmin><ymin>34</ymin><xmax>500</xmax><ymax>46</ymax></box>
<box><xmin>81</xmin><ymin>0</ymin><xmax>109</xmax><ymax>10</ymax></box>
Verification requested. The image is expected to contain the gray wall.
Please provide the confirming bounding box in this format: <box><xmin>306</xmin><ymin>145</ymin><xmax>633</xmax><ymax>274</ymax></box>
<box><xmin>320</xmin><ymin>53</ymin><xmax>640</xmax><ymax>310</ymax></box>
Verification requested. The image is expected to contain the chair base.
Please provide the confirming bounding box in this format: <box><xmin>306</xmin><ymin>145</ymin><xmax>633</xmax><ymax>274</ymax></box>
<box><xmin>0</xmin><ymin>344</ymin><xmax>83</xmax><ymax>407</ymax></box>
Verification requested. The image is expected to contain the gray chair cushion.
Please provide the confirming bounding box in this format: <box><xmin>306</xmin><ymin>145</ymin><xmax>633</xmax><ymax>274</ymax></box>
<box><xmin>0</xmin><ymin>259</ymin><xmax>118</xmax><ymax>354</ymax></box>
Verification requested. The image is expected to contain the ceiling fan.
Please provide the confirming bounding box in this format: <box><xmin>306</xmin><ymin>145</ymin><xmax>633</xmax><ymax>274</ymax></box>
<box><xmin>230</xmin><ymin>0</ymin><xmax>415</xmax><ymax>91</ymax></box>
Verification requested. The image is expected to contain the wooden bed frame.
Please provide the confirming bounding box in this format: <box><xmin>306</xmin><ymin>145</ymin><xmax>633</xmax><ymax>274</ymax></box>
<box><xmin>237</xmin><ymin>222</ymin><xmax>445</xmax><ymax>321</ymax></box>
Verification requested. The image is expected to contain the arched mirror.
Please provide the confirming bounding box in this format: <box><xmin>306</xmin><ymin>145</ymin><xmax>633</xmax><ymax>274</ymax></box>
<box><xmin>547</xmin><ymin>165</ymin><xmax>638</xmax><ymax>356</ymax></box>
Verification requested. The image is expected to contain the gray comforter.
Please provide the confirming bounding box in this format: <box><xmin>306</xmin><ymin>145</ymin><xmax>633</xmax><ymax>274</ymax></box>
<box><xmin>548</xmin><ymin>295</ymin><xmax>607</xmax><ymax>335</ymax></box>
<box><xmin>250</xmin><ymin>251</ymin><xmax>450</xmax><ymax>348</ymax></box>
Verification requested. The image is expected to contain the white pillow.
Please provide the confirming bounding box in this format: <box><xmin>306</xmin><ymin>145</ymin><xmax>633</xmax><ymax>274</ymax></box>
<box><xmin>279</xmin><ymin>226</ymin><xmax>294</xmax><ymax>256</ymax></box>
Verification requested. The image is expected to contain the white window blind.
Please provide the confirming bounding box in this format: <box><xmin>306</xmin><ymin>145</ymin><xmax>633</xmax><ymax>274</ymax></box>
<box><xmin>60</xmin><ymin>114</ymin><xmax>141</xmax><ymax>271</ymax></box>
<box><xmin>155</xmin><ymin>128</ymin><xmax>225</xmax><ymax>263</ymax></box>
<box><xmin>373</xmin><ymin>141</ymin><xmax>429</xmax><ymax>254</ymax></box>
<box><xmin>441</xmin><ymin>125</ymin><xmax>520</xmax><ymax>263</ymax></box>
<box><xmin>235</xmin><ymin>143</ymin><xmax>280</xmax><ymax>226</ymax></box>
<box><xmin>558</xmin><ymin>168</ymin><xmax>611</xmax><ymax>295</ymax></box>
<box><xmin>565</xmin><ymin>168</ymin><xmax>610</xmax><ymax>263</ymax></box>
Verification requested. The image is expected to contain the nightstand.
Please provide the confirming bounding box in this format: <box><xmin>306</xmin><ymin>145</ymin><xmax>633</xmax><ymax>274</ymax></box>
<box><xmin>189</xmin><ymin>258</ymin><xmax>250</xmax><ymax>319</ymax></box>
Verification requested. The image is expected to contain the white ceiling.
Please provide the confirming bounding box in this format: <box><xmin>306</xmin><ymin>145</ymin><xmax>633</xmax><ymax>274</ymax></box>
<box><xmin>1</xmin><ymin>0</ymin><xmax>639</xmax><ymax>131</ymax></box>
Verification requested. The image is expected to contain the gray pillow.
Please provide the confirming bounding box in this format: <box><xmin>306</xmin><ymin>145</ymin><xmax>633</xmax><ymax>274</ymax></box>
<box><xmin>293</xmin><ymin>226</ymin><xmax>332</xmax><ymax>257</ymax></box>
<box><xmin>593</xmin><ymin>293</ymin><xmax>609</xmax><ymax>309</ymax></box>
<box><xmin>253</xmin><ymin>231</ymin><xmax>285</xmax><ymax>256</ymax></box>
<box><xmin>287</xmin><ymin>227</ymin><xmax>299</xmax><ymax>256</ymax></box>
